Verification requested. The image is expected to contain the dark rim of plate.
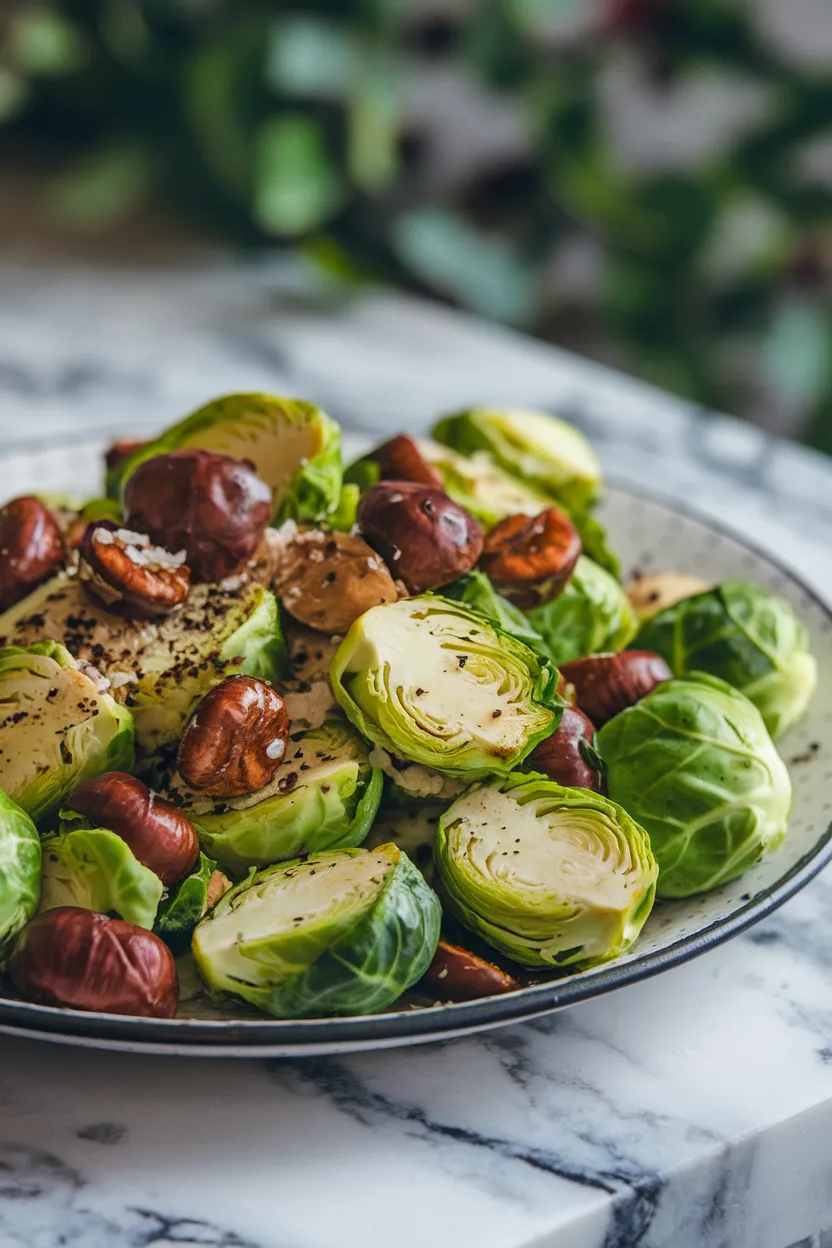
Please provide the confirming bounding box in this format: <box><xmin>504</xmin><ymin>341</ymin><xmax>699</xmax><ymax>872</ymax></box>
<box><xmin>2</xmin><ymin>477</ymin><xmax>831</xmax><ymax>1052</ymax></box>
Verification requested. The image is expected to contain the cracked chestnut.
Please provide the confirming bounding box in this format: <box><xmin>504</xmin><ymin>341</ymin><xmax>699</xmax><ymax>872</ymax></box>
<box><xmin>274</xmin><ymin>527</ymin><xmax>402</xmax><ymax>634</ymax></box>
<box><xmin>123</xmin><ymin>450</ymin><xmax>272</xmax><ymax>583</ymax></box>
<box><xmin>421</xmin><ymin>939</ymin><xmax>518</xmax><ymax>1002</ymax></box>
<box><xmin>529</xmin><ymin>705</ymin><xmax>601</xmax><ymax>791</ymax></box>
<box><xmin>80</xmin><ymin>522</ymin><xmax>190</xmax><ymax>619</ymax></box>
<box><xmin>69</xmin><ymin>771</ymin><xmax>200</xmax><ymax>886</ymax></box>
<box><xmin>479</xmin><ymin>506</ymin><xmax>581</xmax><ymax>609</ymax></box>
<box><xmin>357</xmin><ymin>481</ymin><xmax>483</xmax><ymax>594</ymax></box>
<box><xmin>559</xmin><ymin>651</ymin><xmax>672</xmax><ymax>726</ymax></box>
<box><xmin>0</xmin><ymin>496</ymin><xmax>65</xmax><ymax>610</ymax></box>
<box><xmin>177</xmin><ymin>675</ymin><xmax>290</xmax><ymax>797</ymax></box>
<box><xmin>10</xmin><ymin>908</ymin><xmax>178</xmax><ymax>1018</ymax></box>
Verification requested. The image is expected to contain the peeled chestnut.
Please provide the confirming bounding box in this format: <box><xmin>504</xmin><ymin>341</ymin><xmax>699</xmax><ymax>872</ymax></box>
<box><xmin>80</xmin><ymin>522</ymin><xmax>190</xmax><ymax>619</ymax></box>
<box><xmin>123</xmin><ymin>450</ymin><xmax>272</xmax><ymax>583</ymax></box>
<box><xmin>560</xmin><ymin>651</ymin><xmax>673</xmax><ymax>726</ymax></box>
<box><xmin>421</xmin><ymin>939</ymin><xmax>518</xmax><ymax>1002</ymax></box>
<box><xmin>0</xmin><ymin>496</ymin><xmax>65</xmax><ymax>610</ymax></box>
<box><xmin>69</xmin><ymin>772</ymin><xmax>200</xmax><ymax>886</ymax></box>
<box><xmin>479</xmin><ymin>506</ymin><xmax>581</xmax><ymax>609</ymax></box>
<box><xmin>177</xmin><ymin>675</ymin><xmax>290</xmax><ymax>797</ymax></box>
<box><xmin>357</xmin><ymin>481</ymin><xmax>483</xmax><ymax>594</ymax></box>
<box><xmin>275</xmin><ymin>527</ymin><xmax>402</xmax><ymax>634</ymax></box>
<box><xmin>10</xmin><ymin>908</ymin><xmax>178</xmax><ymax>1018</ymax></box>
<box><xmin>529</xmin><ymin>706</ymin><xmax>601</xmax><ymax>791</ymax></box>
<box><xmin>368</xmin><ymin>435</ymin><xmax>443</xmax><ymax>489</ymax></box>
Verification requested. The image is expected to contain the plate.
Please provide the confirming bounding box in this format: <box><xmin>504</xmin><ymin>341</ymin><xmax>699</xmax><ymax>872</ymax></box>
<box><xmin>2</xmin><ymin>443</ymin><xmax>832</xmax><ymax>1056</ymax></box>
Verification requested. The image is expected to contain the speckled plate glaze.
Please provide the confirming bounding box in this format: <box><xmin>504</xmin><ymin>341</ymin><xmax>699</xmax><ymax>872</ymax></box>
<box><xmin>2</xmin><ymin>441</ymin><xmax>832</xmax><ymax>1056</ymax></box>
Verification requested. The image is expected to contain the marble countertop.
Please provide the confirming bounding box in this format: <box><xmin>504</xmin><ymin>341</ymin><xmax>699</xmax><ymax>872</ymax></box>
<box><xmin>2</xmin><ymin>259</ymin><xmax>832</xmax><ymax>1248</ymax></box>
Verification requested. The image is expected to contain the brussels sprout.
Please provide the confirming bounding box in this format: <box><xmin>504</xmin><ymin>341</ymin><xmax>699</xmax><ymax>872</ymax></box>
<box><xmin>114</xmin><ymin>393</ymin><xmax>343</xmax><ymax>524</ymax></box>
<box><xmin>0</xmin><ymin>574</ymin><xmax>285</xmax><ymax>757</ymax></box>
<box><xmin>443</xmin><ymin>570</ymin><xmax>547</xmax><ymax>654</ymax></box>
<box><xmin>418</xmin><ymin>439</ymin><xmax>551</xmax><ymax>530</ymax></box>
<box><xmin>172</xmin><ymin>721</ymin><xmax>383</xmax><ymax>873</ymax></box>
<box><xmin>192</xmin><ymin>843</ymin><xmax>441</xmax><ymax>1018</ymax></box>
<box><xmin>435</xmin><ymin>773</ymin><xmax>657</xmax><ymax>969</ymax></box>
<box><xmin>528</xmin><ymin>556</ymin><xmax>638</xmax><ymax>666</ymax></box>
<box><xmin>0</xmin><ymin>790</ymin><xmax>41</xmax><ymax>961</ymax></box>
<box><xmin>432</xmin><ymin>408</ymin><xmax>602</xmax><ymax>515</ymax></box>
<box><xmin>154</xmin><ymin>853</ymin><xmax>223</xmax><ymax>953</ymax></box>
<box><xmin>330</xmin><ymin>596</ymin><xmax>562</xmax><ymax>779</ymax></box>
<box><xmin>0</xmin><ymin>642</ymin><xmax>134</xmax><ymax>823</ymax></box>
<box><xmin>40</xmin><ymin>826</ymin><xmax>163</xmax><ymax>929</ymax></box>
<box><xmin>633</xmin><ymin>580</ymin><xmax>817</xmax><ymax>740</ymax></box>
<box><xmin>597</xmin><ymin>673</ymin><xmax>792</xmax><ymax>897</ymax></box>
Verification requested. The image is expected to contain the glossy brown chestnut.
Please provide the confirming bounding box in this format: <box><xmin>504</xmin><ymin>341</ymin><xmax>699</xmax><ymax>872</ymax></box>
<box><xmin>479</xmin><ymin>506</ymin><xmax>581</xmax><ymax>609</ymax></box>
<box><xmin>105</xmin><ymin>438</ymin><xmax>147</xmax><ymax>474</ymax></box>
<box><xmin>421</xmin><ymin>939</ymin><xmax>518</xmax><ymax>1002</ymax></box>
<box><xmin>123</xmin><ymin>450</ymin><xmax>272</xmax><ymax>583</ymax></box>
<box><xmin>275</xmin><ymin>527</ymin><xmax>402</xmax><ymax>634</ymax></box>
<box><xmin>529</xmin><ymin>706</ymin><xmax>601</xmax><ymax>791</ymax></box>
<box><xmin>560</xmin><ymin>651</ymin><xmax>673</xmax><ymax>726</ymax></box>
<box><xmin>369</xmin><ymin>435</ymin><xmax>443</xmax><ymax>489</ymax></box>
<box><xmin>10</xmin><ymin>907</ymin><xmax>178</xmax><ymax>1018</ymax></box>
<box><xmin>0</xmin><ymin>496</ymin><xmax>65</xmax><ymax>610</ymax></box>
<box><xmin>177</xmin><ymin>675</ymin><xmax>290</xmax><ymax>797</ymax></box>
<box><xmin>357</xmin><ymin>481</ymin><xmax>483</xmax><ymax>594</ymax></box>
<box><xmin>68</xmin><ymin>771</ymin><xmax>200</xmax><ymax>886</ymax></box>
<box><xmin>80</xmin><ymin>522</ymin><xmax>190</xmax><ymax>619</ymax></box>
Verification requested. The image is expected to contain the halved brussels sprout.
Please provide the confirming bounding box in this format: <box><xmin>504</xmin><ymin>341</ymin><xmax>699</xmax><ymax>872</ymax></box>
<box><xmin>154</xmin><ymin>853</ymin><xmax>225</xmax><ymax>953</ymax></box>
<box><xmin>0</xmin><ymin>790</ymin><xmax>41</xmax><ymax>961</ymax></box>
<box><xmin>192</xmin><ymin>843</ymin><xmax>441</xmax><ymax>1018</ymax></box>
<box><xmin>171</xmin><ymin>721</ymin><xmax>383</xmax><ymax>873</ymax></box>
<box><xmin>0</xmin><ymin>574</ymin><xmax>285</xmax><ymax>757</ymax></box>
<box><xmin>443</xmin><ymin>570</ymin><xmax>547</xmax><ymax>654</ymax></box>
<box><xmin>528</xmin><ymin>556</ymin><xmax>638</xmax><ymax>666</ymax></box>
<box><xmin>417</xmin><ymin>439</ymin><xmax>551</xmax><ymax>530</ymax></box>
<box><xmin>0</xmin><ymin>642</ymin><xmax>134</xmax><ymax>823</ymax></box>
<box><xmin>435</xmin><ymin>773</ymin><xmax>657</xmax><ymax>969</ymax></box>
<box><xmin>597</xmin><ymin>673</ymin><xmax>792</xmax><ymax>897</ymax></box>
<box><xmin>633</xmin><ymin>580</ymin><xmax>817</xmax><ymax>739</ymax></box>
<box><xmin>113</xmin><ymin>393</ymin><xmax>343</xmax><ymax>524</ymax></box>
<box><xmin>40</xmin><ymin>825</ymin><xmax>162</xmax><ymax>929</ymax></box>
<box><xmin>432</xmin><ymin>408</ymin><xmax>602</xmax><ymax>515</ymax></box>
<box><xmin>330</xmin><ymin>596</ymin><xmax>563</xmax><ymax>779</ymax></box>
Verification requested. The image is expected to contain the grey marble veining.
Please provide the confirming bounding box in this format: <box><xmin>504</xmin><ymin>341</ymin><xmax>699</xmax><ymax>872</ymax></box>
<box><xmin>1</xmin><ymin>259</ymin><xmax>832</xmax><ymax>1248</ymax></box>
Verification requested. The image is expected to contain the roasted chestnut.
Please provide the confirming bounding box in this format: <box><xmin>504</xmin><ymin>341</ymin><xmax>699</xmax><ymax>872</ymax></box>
<box><xmin>80</xmin><ymin>522</ymin><xmax>190</xmax><ymax>619</ymax></box>
<box><xmin>123</xmin><ymin>450</ymin><xmax>272</xmax><ymax>583</ymax></box>
<box><xmin>560</xmin><ymin>651</ymin><xmax>673</xmax><ymax>726</ymax></box>
<box><xmin>0</xmin><ymin>496</ymin><xmax>65</xmax><ymax>610</ymax></box>
<box><xmin>357</xmin><ymin>481</ymin><xmax>483</xmax><ymax>594</ymax></box>
<box><xmin>368</xmin><ymin>435</ymin><xmax>443</xmax><ymax>489</ymax></box>
<box><xmin>421</xmin><ymin>938</ymin><xmax>518</xmax><ymax>1002</ymax></box>
<box><xmin>275</xmin><ymin>527</ymin><xmax>402</xmax><ymax>634</ymax></box>
<box><xmin>479</xmin><ymin>506</ymin><xmax>581</xmax><ymax>609</ymax></box>
<box><xmin>177</xmin><ymin>675</ymin><xmax>290</xmax><ymax>797</ymax></box>
<box><xmin>68</xmin><ymin>771</ymin><xmax>200</xmax><ymax>886</ymax></box>
<box><xmin>10</xmin><ymin>907</ymin><xmax>178</xmax><ymax>1018</ymax></box>
<box><xmin>528</xmin><ymin>705</ymin><xmax>601</xmax><ymax>791</ymax></box>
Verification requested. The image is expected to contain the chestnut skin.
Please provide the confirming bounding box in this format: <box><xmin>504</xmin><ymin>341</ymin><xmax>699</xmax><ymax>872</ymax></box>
<box><xmin>479</xmin><ymin>506</ymin><xmax>581</xmax><ymax>609</ymax></box>
<box><xmin>357</xmin><ymin>481</ymin><xmax>483</xmax><ymax>594</ymax></box>
<box><xmin>11</xmin><ymin>907</ymin><xmax>178</xmax><ymax>1018</ymax></box>
<box><xmin>421</xmin><ymin>939</ymin><xmax>518</xmax><ymax>1002</ymax></box>
<box><xmin>275</xmin><ymin>527</ymin><xmax>402</xmax><ymax>634</ymax></box>
<box><xmin>123</xmin><ymin>450</ymin><xmax>272</xmax><ymax>583</ymax></box>
<box><xmin>177</xmin><ymin>675</ymin><xmax>291</xmax><ymax>798</ymax></box>
<box><xmin>368</xmin><ymin>435</ymin><xmax>443</xmax><ymax>489</ymax></box>
<box><xmin>0</xmin><ymin>495</ymin><xmax>65</xmax><ymax>610</ymax></box>
<box><xmin>529</xmin><ymin>705</ymin><xmax>601</xmax><ymax>791</ymax></box>
<box><xmin>69</xmin><ymin>772</ymin><xmax>200</xmax><ymax>887</ymax></box>
<box><xmin>560</xmin><ymin>651</ymin><xmax>673</xmax><ymax>726</ymax></box>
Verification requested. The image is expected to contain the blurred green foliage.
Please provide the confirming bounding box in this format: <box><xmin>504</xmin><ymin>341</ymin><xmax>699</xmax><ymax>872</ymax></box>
<box><xmin>1</xmin><ymin>0</ymin><xmax>831</xmax><ymax>444</ymax></box>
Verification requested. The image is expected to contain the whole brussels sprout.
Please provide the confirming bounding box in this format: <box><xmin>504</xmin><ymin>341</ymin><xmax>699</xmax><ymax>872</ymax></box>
<box><xmin>633</xmin><ymin>580</ymin><xmax>817</xmax><ymax>740</ymax></box>
<box><xmin>0</xmin><ymin>574</ymin><xmax>285</xmax><ymax>758</ymax></box>
<box><xmin>0</xmin><ymin>790</ymin><xmax>41</xmax><ymax>962</ymax></box>
<box><xmin>432</xmin><ymin>408</ymin><xmax>602</xmax><ymax>516</ymax></box>
<box><xmin>173</xmin><ymin>721</ymin><xmax>383</xmax><ymax>873</ymax></box>
<box><xmin>0</xmin><ymin>641</ymin><xmax>134</xmax><ymax>823</ymax></box>
<box><xmin>330</xmin><ymin>596</ymin><xmax>563</xmax><ymax>779</ymax></box>
<box><xmin>192</xmin><ymin>843</ymin><xmax>441</xmax><ymax>1018</ymax></box>
<box><xmin>40</xmin><ymin>825</ymin><xmax>163</xmax><ymax>929</ymax></box>
<box><xmin>528</xmin><ymin>556</ymin><xmax>638</xmax><ymax>666</ymax></box>
<box><xmin>597</xmin><ymin>673</ymin><xmax>792</xmax><ymax>897</ymax></box>
<box><xmin>435</xmin><ymin>773</ymin><xmax>657</xmax><ymax>969</ymax></box>
<box><xmin>112</xmin><ymin>393</ymin><xmax>343</xmax><ymax>524</ymax></box>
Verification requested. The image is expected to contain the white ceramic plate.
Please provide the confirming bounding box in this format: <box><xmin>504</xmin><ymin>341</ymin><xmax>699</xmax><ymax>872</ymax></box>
<box><xmin>1</xmin><ymin>442</ymin><xmax>830</xmax><ymax>1056</ymax></box>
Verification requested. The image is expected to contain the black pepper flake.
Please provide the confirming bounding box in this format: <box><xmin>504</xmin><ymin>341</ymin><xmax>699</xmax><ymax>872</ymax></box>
<box><xmin>277</xmin><ymin>772</ymin><xmax>299</xmax><ymax>793</ymax></box>
<box><xmin>492</xmin><ymin>709</ymin><xmax>502</xmax><ymax>718</ymax></box>
<box><xmin>415</xmin><ymin>688</ymin><xmax>425</xmax><ymax>697</ymax></box>
<box><xmin>457</xmin><ymin>655</ymin><xmax>468</xmax><ymax>668</ymax></box>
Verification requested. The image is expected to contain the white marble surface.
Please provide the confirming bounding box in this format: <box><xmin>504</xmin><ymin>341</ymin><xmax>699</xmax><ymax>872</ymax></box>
<box><xmin>2</xmin><ymin>259</ymin><xmax>832</xmax><ymax>1248</ymax></box>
